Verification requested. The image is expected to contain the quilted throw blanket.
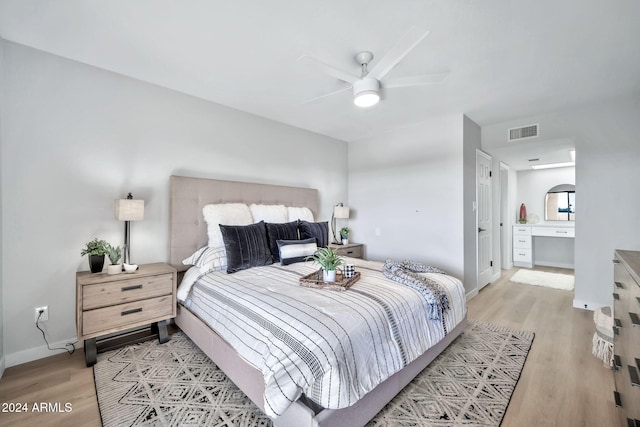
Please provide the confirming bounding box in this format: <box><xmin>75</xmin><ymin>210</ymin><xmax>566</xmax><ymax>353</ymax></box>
<box><xmin>182</xmin><ymin>259</ymin><xmax>466</xmax><ymax>418</ymax></box>
<box><xmin>381</xmin><ymin>259</ymin><xmax>450</xmax><ymax>333</ymax></box>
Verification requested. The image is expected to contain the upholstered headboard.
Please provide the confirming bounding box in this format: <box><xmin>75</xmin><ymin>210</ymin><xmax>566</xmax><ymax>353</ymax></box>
<box><xmin>169</xmin><ymin>175</ymin><xmax>319</xmax><ymax>268</ymax></box>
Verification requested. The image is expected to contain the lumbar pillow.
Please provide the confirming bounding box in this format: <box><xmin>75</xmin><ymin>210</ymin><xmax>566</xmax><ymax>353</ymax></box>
<box><xmin>202</xmin><ymin>203</ymin><xmax>253</xmax><ymax>249</ymax></box>
<box><xmin>265</xmin><ymin>221</ymin><xmax>300</xmax><ymax>262</ymax></box>
<box><xmin>250</xmin><ymin>204</ymin><xmax>288</xmax><ymax>224</ymax></box>
<box><xmin>298</xmin><ymin>221</ymin><xmax>329</xmax><ymax>248</ymax></box>
<box><xmin>277</xmin><ymin>238</ymin><xmax>317</xmax><ymax>266</ymax></box>
<box><xmin>219</xmin><ymin>221</ymin><xmax>273</xmax><ymax>273</ymax></box>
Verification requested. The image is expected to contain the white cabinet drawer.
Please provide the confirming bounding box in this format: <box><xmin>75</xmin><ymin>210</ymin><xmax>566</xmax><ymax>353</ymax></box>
<box><xmin>532</xmin><ymin>227</ymin><xmax>574</xmax><ymax>238</ymax></box>
<box><xmin>513</xmin><ymin>235</ymin><xmax>532</xmax><ymax>249</ymax></box>
<box><xmin>513</xmin><ymin>226</ymin><xmax>531</xmax><ymax>236</ymax></box>
<box><xmin>513</xmin><ymin>248</ymin><xmax>532</xmax><ymax>262</ymax></box>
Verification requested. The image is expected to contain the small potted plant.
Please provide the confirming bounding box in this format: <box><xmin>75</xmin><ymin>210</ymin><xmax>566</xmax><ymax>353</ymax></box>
<box><xmin>80</xmin><ymin>238</ymin><xmax>109</xmax><ymax>273</ymax></box>
<box><xmin>307</xmin><ymin>247</ymin><xmax>344</xmax><ymax>282</ymax></box>
<box><xmin>340</xmin><ymin>227</ymin><xmax>350</xmax><ymax>245</ymax></box>
<box><xmin>106</xmin><ymin>244</ymin><xmax>122</xmax><ymax>275</ymax></box>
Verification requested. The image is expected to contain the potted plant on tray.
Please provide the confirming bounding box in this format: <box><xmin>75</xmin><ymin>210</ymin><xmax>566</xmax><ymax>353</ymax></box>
<box><xmin>106</xmin><ymin>244</ymin><xmax>122</xmax><ymax>275</ymax></box>
<box><xmin>307</xmin><ymin>247</ymin><xmax>344</xmax><ymax>282</ymax></box>
<box><xmin>81</xmin><ymin>238</ymin><xmax>109</xmax><ymax>273</ymax></box>
<box><xmin>340</xmin><ymin>227</ymin><xmax>350</xmax><ymax>245</ymax></box>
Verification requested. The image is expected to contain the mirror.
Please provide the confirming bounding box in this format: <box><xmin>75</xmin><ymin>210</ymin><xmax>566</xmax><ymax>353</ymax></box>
<box><xmin>545</xmin><ymin>184</ymin><xmax>575</xmax><ymax>221</ymax></box>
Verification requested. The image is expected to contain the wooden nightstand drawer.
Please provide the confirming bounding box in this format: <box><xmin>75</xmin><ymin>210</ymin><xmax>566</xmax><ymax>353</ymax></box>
<box><xmin>82</xmin><ymin>274</ymin><xmax>173</xmax><ymax>309</ymax></box>
<box><xmin>82</xmin><ymin>295</ymin><xmax>174</xmax><ymax>337</ymax></box>
<box><xmin>329</xmin><ymin>243</ymin><xmax>364</xmax><ymax>259</ymax></box>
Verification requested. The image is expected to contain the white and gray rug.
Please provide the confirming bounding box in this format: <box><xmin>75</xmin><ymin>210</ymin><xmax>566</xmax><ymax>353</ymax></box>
<box><xmin>510</xmin><ymin>269</ymin><xmax>574</xmax><ymax>291</ymax></box>
<box><xmin>94</xmin><ymin>319</ymin><xmax>534</xmax><ymax>427</ymax></box>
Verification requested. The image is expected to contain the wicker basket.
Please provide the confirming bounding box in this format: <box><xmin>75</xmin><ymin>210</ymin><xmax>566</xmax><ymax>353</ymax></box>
<box><xmin>299</xmin><ymin>270</ymin><xmax>360</xmax><ymax>291</ymax></box>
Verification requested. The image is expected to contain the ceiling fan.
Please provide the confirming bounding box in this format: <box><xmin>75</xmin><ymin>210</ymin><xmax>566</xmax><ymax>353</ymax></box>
<box><xmin>300</xmin><ymin>26</ymin><xmax>448</xmax><ymax>108</ymax></box>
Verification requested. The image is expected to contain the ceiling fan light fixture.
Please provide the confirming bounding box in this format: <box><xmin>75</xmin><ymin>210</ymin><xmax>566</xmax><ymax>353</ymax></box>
<box><xmin>353</xmin><ymin>77</ymin><xmax>380</xmax><ymax>108</ymax></box>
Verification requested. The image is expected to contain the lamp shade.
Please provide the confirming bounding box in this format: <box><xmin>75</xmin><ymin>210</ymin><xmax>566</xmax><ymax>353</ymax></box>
<box><xmin>115</xmin><ymin>198</ymin><xmax>144</xmax><ymax>221</ymax></box>
<box><xmin>333</xmin><ymin>205</ymin><xmax>350</xmax><ymax>219</ymax></box>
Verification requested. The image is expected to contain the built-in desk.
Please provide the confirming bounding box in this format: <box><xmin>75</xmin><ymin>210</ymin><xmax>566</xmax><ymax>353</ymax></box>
<box><xmin>513</xmin><ymin>224</ymin><xmax>575</xmax><ymax>269</ymax></box>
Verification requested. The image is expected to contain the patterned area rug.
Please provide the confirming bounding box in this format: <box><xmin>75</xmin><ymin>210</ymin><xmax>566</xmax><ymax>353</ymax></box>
<box><xmin>94</xmin><ymin>319</ymin><xmax>533</xmax><ymax>426</ymax></box>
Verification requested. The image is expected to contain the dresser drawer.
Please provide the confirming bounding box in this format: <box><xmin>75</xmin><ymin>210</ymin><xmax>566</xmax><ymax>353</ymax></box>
<box><xmin>82</xmin><ymin>274</ymin><xmax>173</xmax><ymax>310</ymax></box>
<box><xmin>513</xmin><ymin>248</ymin><xmax>532</xmax><ymax>262</ymax></box>
<box><xmin>82</xmin><ymin>295</ymin><xmax>174</xmax><ymax>336</ymax></box>
<box><xmin>513</xmin><ymin>235</ymin><xmax>532</xmax><ymax>249</ymax></box>
<box><xmin>513</xmin><ymin>226</ymin><xmax>531</xmax><ymax>236</ymax></box>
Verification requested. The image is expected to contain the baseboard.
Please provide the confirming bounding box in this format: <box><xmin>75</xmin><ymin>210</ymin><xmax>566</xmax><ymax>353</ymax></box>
<box><xmin>503</xmin><ymin>262</ymin><xmax>513</xmax><ymax>270</ymax></box>
<box><xmin>534</xmin><ymin>261</ymin><xmax>575</xmax><ymax>270</ymax></box>
<box><xmin>573</xmin><ymin>298</ymin><xmax>606</xmax><ymax>312</ymax></box>
<box><xmin>466</xmin><ymin>288</ymin><xmax>479</xmax><ymax>301</ymax></box>
<box><xmin>4</xmin><ymin>337</ymin><xmax>80</xmax><ymax>368</ymax></box>
<box><xmin>0</xmin><ymin>355</ymin><xmax>5</xmax><ymax>379</ymax></box>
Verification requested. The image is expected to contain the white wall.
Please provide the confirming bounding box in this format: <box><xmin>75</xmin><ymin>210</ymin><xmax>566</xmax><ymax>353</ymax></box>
<box><xmin>482</xmin><ymin>93</ymin><xmax>640</xmax><ymax>309</ymax></box>
<box><xmin>0</xmin><ymin>41</ymin><xmax>348</xmax><ymax>366</ymax></box>
<box><xmin>517</xmin><ymin>167</ymin><xmax>575</xmax><ymax>224</ymax></box>
<box><xmin>348</xmin><ymin>113</ymin><xmax>479</xmax><ymax>297</ymax></box>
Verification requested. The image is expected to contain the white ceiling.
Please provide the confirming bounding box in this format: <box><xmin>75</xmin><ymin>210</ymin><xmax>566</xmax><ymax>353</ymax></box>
<box><xmin>1</xmin><ymin>0</ymin><xmax>639</xmax><ymax>161</ymax></box>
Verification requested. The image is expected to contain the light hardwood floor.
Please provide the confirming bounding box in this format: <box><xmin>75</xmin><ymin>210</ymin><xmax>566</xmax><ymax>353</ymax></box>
<box><xmin>0</xmin><ymin>267</ymin><xmax>618</xmax><ymax>427</ymax></box>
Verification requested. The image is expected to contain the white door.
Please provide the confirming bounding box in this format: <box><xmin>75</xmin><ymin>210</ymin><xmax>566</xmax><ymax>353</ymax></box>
<box><xmin>500</xmin><ymin>163</ymin><xmax>510</xmax><ymax>269</ymax></box>
<box><xmin>477</xmin><ymin>150</ymin><xmax>493</xmax><ymax>289</ymax></box>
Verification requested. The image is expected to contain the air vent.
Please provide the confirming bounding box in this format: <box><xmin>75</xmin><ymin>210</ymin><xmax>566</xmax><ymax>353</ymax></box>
<box><xmin>508</xmin><ymin>124</ymin><xmax>539</xmax><ymax>141</ymax></box>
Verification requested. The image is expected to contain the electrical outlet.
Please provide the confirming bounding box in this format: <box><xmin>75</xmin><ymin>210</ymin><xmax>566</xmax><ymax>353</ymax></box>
<box><xmin>35</xmin><ymin>306</ymin><xmax>48</xmax><ymax>322</ymax></box>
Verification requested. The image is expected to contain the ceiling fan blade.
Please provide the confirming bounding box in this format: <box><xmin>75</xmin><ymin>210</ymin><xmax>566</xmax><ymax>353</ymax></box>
<box><xmin>298</xmin><ymin>55</ymin><xmax>360</xmax><ymax>84</ymax></box>
<box><xmin>368</xmin><ymin>26</ymin><xmax>430</xmax><ymax>80</ymax></box>
<box><xmin>384</xmin><ymin>72</ymin><xmax>448</xmax><ymax>88</ymax></box>
<box><xmin>303</xmin><ymin>86</ymin><xmax>352</xmax><ymax>104</ymax></box>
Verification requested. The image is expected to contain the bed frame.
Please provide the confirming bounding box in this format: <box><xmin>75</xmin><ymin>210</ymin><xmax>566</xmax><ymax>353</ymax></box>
<box><xmin>169</xmin><ymin>175</ymin><xmax>467</xmax><ymax>427</ymax></box>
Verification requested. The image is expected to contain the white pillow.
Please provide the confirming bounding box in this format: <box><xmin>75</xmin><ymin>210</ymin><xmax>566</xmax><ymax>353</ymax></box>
<box><xmin>182</xmin><ymin>246</ymin><xmax>227</xmax><ymax>273</ymax></box>
<box><xmin>287</xmin><ymin>206</ymin><xmax>314</xmax><ymax>222</ymax></box>
<box><xmin>176</xmin><ymin>266</ymin><xmax>205</xmax><ymax>303</ymax></box>
<box><xmin>202</xmin><ymin>203</ymin><xmax>253</xmax><ymax>248</ymax></box>
<box><xmin>250</xmin><ymin>204</ymin><xmax>288</xmax><ymax>224</ymax></box>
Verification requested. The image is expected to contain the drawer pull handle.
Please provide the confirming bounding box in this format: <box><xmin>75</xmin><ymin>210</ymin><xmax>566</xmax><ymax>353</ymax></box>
<box><xmin>614</xmin><ymin>293</ymin><xmax>620</xmax><ymax>300</ymax></box>
<box><xmin>614</xmin><ymin>354</ymin><xmax>622</xmax><ymax>370</ymax></box>
<box><xmin>629</xmin><ymin>365</ymin><xmax>640</xmax><ymax>387</ymax></box>
<box><xmin>615</xmin><ymin>281</ymin><xmax>624</xmax><ymax>289</ymax></box>
<box><xmin>122</xmin><ymin>284</ymin><xmax>143</xmax><ymax>292</ymax></box>
<box><xmin>555</xmin><ymin>230</ymin><xmax>568</xmax><ymax>234</ymax></box>
<box><xmin>614</xmin><ymin>326</ymin><xmax>619</xmax><ymax>335</ymax></box>
<box><xmin>614</xmin><ymin>390</ymin><xmax>622</xmax><ymax>407</ymax></box>
<box><xmin>630</xmin><ymin>312</ymin><xmax>640</xmax><ymax>327</ymax></box>
<box><xmin>637</xmin><ymin>296</ymin><xmax>640</xmax><ymax>306</ymax></box>
<box><xmin>613</xmin><ymin>259</ymin><xmax>620</xmax><ymax>264</ymax></box>
<box><xmin>347</xmin><ymin>251</ymin><xmax>354</xmax><ymax>254</ymax></box>
<box><xmin>121</xmin><ymin>308</ymin><xmax>142</xmax><ymax>316</ymax></box>
<box><xmin>615</xmin><ymin>318</ymin><xmax>622</xmax><ymax>328</ymax></box>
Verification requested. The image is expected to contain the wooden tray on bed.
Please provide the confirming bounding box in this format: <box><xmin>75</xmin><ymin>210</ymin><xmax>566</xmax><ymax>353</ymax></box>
<box><xmin>299</xmin><ymin>270</ymin><xmax>360</xmax><ymax>291</ymax></box>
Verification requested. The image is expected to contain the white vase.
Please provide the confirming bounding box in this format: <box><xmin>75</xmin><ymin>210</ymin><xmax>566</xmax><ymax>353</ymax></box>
<box><xmin>107</xmin><ymin>264</ymin><xmax>121</xmax><ymax>275</ymax></box>
<box><xmin>323</xmin><ymin>269</ymin><xmax>336</xmax><ymax>283</ymax></box>
<box><xmin>342</xmin><ymin>238</ymin><xmax>349</xmax><ymax>245</ymax></box>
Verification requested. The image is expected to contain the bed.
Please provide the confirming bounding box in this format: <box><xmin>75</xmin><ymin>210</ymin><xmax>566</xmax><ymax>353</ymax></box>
<box><xmin>169</xmin><ymin>175</ymin><xmax>467</xmax><ymax>427</ymax></box>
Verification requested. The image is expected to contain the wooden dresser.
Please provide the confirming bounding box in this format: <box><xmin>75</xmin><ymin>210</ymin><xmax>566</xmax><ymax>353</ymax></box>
<box><xmin>612</xmin><ymin>250</ymin><xmax>640</xmax><ymax>425</ymax></box>
<box><xmin>76</xmin><ymin>262</ymin><xmax>177</xmax><ymax>366</ymax></box>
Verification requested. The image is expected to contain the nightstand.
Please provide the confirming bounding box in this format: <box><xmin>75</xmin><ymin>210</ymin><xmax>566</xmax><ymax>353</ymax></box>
<box><xmin>76</xmin><ymin>262</ymin><xmax>177</xmax><ymax>367</ymax></box>
<box><xmin>328</xmin><ymin>242</ymin><xmax>365</xmax><ymax>259</ymax></box>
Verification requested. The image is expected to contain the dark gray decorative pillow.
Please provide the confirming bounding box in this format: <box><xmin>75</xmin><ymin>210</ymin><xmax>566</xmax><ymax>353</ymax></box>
<box><xmin>277</xmin><ymin>238</ymin><xmax>317</xmax><ymax>265</ymax></box>
<box><xmin>265</xmin><ymin>221</ymin><xmax>299</xmax><ymax>262</ymax></box>
<box><xmin>298</xmin><ymin>221</ymin><xmax>329</xmax><ymax>248</ymax></box>
<box><xmin>219</xmin><ymin>221</ymin><xmax>273</xmax><ymax>273</ymax></box>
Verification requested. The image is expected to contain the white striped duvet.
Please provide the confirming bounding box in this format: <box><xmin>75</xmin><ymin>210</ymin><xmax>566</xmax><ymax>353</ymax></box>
<box><xmin>181</xmin><ymin>258</ymin><xmax>466</xmax><ymax>418</ymax></box>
